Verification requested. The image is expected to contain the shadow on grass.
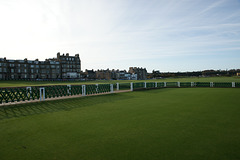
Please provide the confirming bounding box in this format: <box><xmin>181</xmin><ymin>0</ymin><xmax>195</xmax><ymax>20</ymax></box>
<box><xmin>0</xmin><ymin>93</ymin><xmax>133</xmax><ymax>120</ymax></box>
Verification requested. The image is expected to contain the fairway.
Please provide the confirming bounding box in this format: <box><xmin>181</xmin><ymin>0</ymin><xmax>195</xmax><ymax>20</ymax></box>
<box><xmin>1</xmin><ymin>76</ymin><xmax>240</xmax><ymax>88</ymax></box>
<box><xmin>0</xmin><ymin>88</ymin><xmax>240</xmax><ymax>160</ymax></box>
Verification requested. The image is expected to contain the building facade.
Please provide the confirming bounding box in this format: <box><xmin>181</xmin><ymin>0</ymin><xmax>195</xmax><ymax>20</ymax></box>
<box><xmin>82</xmin><ymin>68</ymin><xmax>139</xmax><ymax>80</ymax></box>
<box><xmin>96</xmin><ymin>69</ymin><xmax>112</xmax><ymax>80</ymax></box>
<box><xmin>0</xmin><ymin>53</ymin><xmax>81</xmax><ymax>80</ymax></box>
<box><xmin>84</xmin><ymin>69</ymin><xmax>96</xmax><ymax>80</ymax></box>
<box><xmin>129</xmin><ymin>67</ymin><xmax>147</xmax><ymax>80</ymax></box>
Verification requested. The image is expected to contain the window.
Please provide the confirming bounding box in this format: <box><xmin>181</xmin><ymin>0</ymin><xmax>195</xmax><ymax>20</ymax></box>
<box><xmin>11</xmin><ymin>69</ymin><xmax>14</xmax><ymax>73</ymax></box>
<box><xmin>18</xmin><ymin>69</ymin><xmax>21</xmax><ymax>73</ymax></box>
<box><xmin>24</xmin><ymin>69</ymin><xmax>27</xmax><ymax>73</ymax></box>
<box><xmin>31</xmin><ymin>69</ymin><xmax>34</xmax><ymax>73</ymax></box>
<box><xmin>10</xmin><ymin>64</ymin><xmax>15</xmax><ymax>67</ymax></box>
<box><xmin>42</xmin><ymin>69</ymin><xmax>46</xmax><ymax>73</ymax></box>
<box><xmin>0</xmin><ymin>68</ymin><xmax>2</xmax><ymax>72</ymax></box>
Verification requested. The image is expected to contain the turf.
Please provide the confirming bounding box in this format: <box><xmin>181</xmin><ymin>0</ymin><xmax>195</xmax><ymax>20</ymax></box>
<box><xmin>0</xmin><ymin>76</ymin><xmax>240</xmax><ymax>87</ymax></box>
<box><xmin>0</xmin><ymin>88</ymin><xmax>240</xmax><ymax>160</ymax></box>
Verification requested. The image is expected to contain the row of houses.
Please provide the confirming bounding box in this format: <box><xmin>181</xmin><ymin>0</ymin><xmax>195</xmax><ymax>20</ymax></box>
<box><xmin>0</xmin><ymin>53</ymin><xmax>147</xmax><ymax>80</ymax></box>
<box><xmin>0</xmin><ymin>53</ymin><xmax>81</xmax><ymax>80</ymax></box>
<box><xmin>83</xmin><ymin>67</ymin><xmax>147</xmax><ymax>80</ymax></box>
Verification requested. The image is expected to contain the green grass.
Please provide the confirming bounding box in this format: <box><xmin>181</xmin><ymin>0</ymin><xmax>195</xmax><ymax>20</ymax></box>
<box><xmin>1</xmin><ymin>76</ymin><xmax>240</xmax><ymax>87</ymax></box>
<box><xmin>0</xmin><ymin>88</ymin><xmax>240</xmax><ymax>160</ymax></box>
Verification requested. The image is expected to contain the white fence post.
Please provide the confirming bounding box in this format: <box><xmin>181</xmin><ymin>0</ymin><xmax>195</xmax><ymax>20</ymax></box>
<box><xmin>178</xmin><ymin>82</ymin><xmax>180</xmax><ymax>87</ymax></box>
<box><xmin>110</xmin><ymin>84</ymin><xmax>114</xmax><ymax>93</ymax></box>
<box><xmin>82</xmin><ymin>85</ymin><xmax>86</xmax><ymax>96</ymax></box>
<box><xmin>191</xmin><ymin>82</ymin><xmax>194</xmax><ymax>87</ymax></box>
<box><xmin>155</xmin><ymin>82</ymin><xmax>157</xmax><ymax>88</ymax></box>
<box><xmin>67</xmin><ymin>85</ymin><xmax>71</xmax><ymax>95</ymax></box>
<box><xmin>116</xmin><ymin>83</ymin><xmax>119</xmax><ymax>91</ymax></box>
<box><xmin>232</xmin><ymin>82</ymin><xmax>235</xmax><ymax>88</ymax></box>
<box><xmin>144</xmin><ymin>82</ymin><xmax>147</xmax><ymax>88</ymax></box>
<box><xmin>130</xmin><ymin>82</ymin><xmax>133</xmax><ymax>91</ymax></box>
<box><xmin>26</xmin><ymin>87</ymin><xmax>32</xmax><ymax>99</ymax></box>
<box><xmin>96</xmin><ymin>84</ymin><xmax>99</xmax><ymax>93</ymax></box>
<box><xmin>40</xmin><ymin>87</ymin><xmax>45</xmax><ymax>101</ymax></box>
<box><xmin>210</xmin><ymin>82</ymin><xmax>214</xmax><ymax>87</ymax></box>
<box><xmin>164</xmin><ymin>82</ymin><xmax>167</xmax><ymax>87</ymax></box>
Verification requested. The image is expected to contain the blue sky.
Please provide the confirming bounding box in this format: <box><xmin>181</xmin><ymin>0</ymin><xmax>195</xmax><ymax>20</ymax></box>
<box><xmin>0</xmin><ymin>0</ymin><xmax>240</xmax><ymax>72</ymax></box>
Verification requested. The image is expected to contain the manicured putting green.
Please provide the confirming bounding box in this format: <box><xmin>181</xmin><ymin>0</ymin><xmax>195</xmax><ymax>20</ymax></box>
<box><xmin>0</xmin><ymin>88</ymin><xmax>240</xmax><ymax>160</ymax></box>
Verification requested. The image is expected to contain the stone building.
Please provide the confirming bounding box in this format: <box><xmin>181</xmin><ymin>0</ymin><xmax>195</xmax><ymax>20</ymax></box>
<box><xmin>129</xmin><ymin>67</ymin><xmax>147</xmax><ymax>80</ymax></box>
<box><xmin>0</xmin><ymin>52</ymin><xmax>81</xmax><ymax>80</ymax></box>
<box><xmin>84</xmin><ymin>69</ymin><xmax>96</xmax><ymax>80</ymax></box>
<box><xmin>116</xmin><ymin>70</ymin><xmax>138</xmax><ymax>80</ymax></box>
<box><xmin>96</xmin><ymin>69</ymin><xmax>111</xmax><ymax>80</ymax></box>
<box><xmin>116</xmin><ymin>70</ymin><xmax>128</xmax><ymax>80</ymax></box>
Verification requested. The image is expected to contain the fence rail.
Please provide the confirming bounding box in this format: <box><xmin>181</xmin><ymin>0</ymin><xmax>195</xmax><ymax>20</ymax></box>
<box><xmin>0</xmin><ymin>82</ymin><xmax>239</xmax><ymax>104</ymax></box>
